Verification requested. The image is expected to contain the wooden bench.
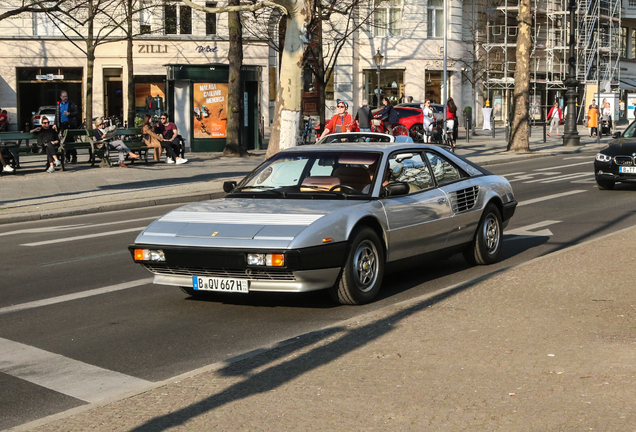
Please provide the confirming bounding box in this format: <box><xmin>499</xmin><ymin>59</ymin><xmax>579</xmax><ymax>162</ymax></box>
<box><xmin>86</xmin><ymin>128</ymin><xmax>150</xmax><ymax>168</ymax></box>
<box><xmin>0</xmin><ymin>131</ymin><xmax>67</xmax><ymax>173</ymax></box>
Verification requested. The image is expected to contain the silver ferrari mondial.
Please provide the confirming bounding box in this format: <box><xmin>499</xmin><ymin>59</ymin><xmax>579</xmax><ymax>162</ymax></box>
<box><xmin>130</xmin><ymin>142</ymin><xmax>517</xmax><ymax>305</ymax></box>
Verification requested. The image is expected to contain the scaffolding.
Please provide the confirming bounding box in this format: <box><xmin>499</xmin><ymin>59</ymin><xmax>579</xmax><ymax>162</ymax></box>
<box><xmin>482</xmin><ymin>0</ymin><xmax>620</xmax><ymax>120</ymax></box>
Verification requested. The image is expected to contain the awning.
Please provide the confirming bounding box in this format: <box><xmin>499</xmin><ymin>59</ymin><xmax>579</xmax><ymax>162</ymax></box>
<box><xmin>619</xmin><ymin>78</ymin><xmax>636</xmax><ymax>89</ymax></box>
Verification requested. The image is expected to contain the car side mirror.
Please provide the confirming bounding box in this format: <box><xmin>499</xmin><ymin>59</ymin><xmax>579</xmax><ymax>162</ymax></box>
<box><xmin>613</xmin><ymin>131</ymin><xmax>621</xmax><ymax>139</ymax></box>
<box><xmin>382</xmin><ymin>182</ymin><xmax>410</xmax><ymax>197</ymax></box>
<box><xmin>223</xmin><ymin>181</ymin><xmax>237</xmax><ymax>193</ymax></box>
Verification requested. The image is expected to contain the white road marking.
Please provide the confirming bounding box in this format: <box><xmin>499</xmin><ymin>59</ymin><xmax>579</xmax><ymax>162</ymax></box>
<box><xmin>517</xmin><ymin>190</ymin><xmax>587</xmax><ymax>206</ymax></box>
<box><xmin>523</xmin><ymin>172</ymin><xmax>589</xmax><ymax>183</ymax></box>
<box><xmin>0</xmin><ymin>278</ymin><xmax>152</xmax><ymax>316</ymax></box>
<box><xmin>533</xmin><ymin>161</ymin><xmax>592</xmax><ymax>171</ymax></box>
<box><xmin>1</xmin><ymin>217</ymin><xmax>157</xmax><ymax>238</ymax></box>
<box><xmin>506</xmin><ymin>220</ymin><xmax>561</xmax><ymax>238</ymax></box>
<box><xmin>563</xmin><ymin>156</ymin><xmax>594</xmax><ymax>160</ymax></box>
<box><xmin>21</xmin><ymin>227</ymin><xmax>146</xmax><ymax>247</ymax></box>
<box><xmin>0</xmin><ymin>337</ymin><xmax>151</xmax><ymax>403</ymax></box>
<box><xmin>499</xmin><ymin>172</ymin><xmax>526</xmax><ymax>178</ymax></box>
<box><xmin>508</xmin><ymin>172</ymin><xmax>560</xmax><ymax>182</ymax></box>
<box><xmin>541</xmin><ymin>173</ymin><xmax>592</xmax><ymax>183</ymax></box>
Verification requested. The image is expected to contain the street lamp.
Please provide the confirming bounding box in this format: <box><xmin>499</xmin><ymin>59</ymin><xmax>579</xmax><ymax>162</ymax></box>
<box><xmin>373</xmin><ymin>49</ymin><xmax>384</xmax><ymax>109</ymax></box>
<box><xmin>563</xmin><ymin>0</ymin><xmax>580</xmax><ymax>146</ymax></box>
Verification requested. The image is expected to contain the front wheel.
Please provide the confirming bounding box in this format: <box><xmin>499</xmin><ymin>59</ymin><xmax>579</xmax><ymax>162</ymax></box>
<box><xmin>596</xmin><ymin>178</ymin><xmax>615</xmax><ymax>190</ymax></box>
<box><xmin>391</xmin><ymin>124</ymin><xmax>409</xmax><ymax>137</ymax></box>
<box><xmin>329</xmin><ymin>227</ymin><xmax>384</xmax><ymax>305</ymax></box>
<box><xmin>464</xmin><ymin>204</ymin><xmax>503</xmax><ymax>265</ymax></box>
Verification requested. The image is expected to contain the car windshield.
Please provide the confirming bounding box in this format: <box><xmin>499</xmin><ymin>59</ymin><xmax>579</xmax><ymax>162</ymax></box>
<box><xmin>234</xmin><ymin>151</ymin><xmax>382</xmax><ymax>198</ymax></box>
<box><xmin>318</xmin><ymin>134</ymin><xmax>392</xmax><ymax>144</ymax></box>
<box><xmin>623</xmin><ymin>121</ymin><xmax>636</xmax><ymax>138</ymax></box>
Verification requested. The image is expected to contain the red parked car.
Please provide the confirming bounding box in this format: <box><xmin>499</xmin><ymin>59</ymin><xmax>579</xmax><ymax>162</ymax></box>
<box><xmin>371</xmin><ymin>106</ymin><xmax>429</xmax><ymax>142</ymax></box>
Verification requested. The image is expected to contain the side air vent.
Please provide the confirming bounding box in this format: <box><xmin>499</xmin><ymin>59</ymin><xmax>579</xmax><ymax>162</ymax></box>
<box><xmin>451</xmin><ymin>186</ymin><xmax>479</xmax><ymax>213</ymax></box>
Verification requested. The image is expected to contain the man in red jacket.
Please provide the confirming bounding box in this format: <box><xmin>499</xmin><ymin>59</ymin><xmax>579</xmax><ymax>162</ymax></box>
<box><xmin>320</xmin><ymin>100</ymin><xmax>357</xmax><ymax>138</ymax></box>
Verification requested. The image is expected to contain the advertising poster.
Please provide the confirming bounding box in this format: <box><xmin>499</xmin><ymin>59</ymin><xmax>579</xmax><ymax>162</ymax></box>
<box><xmin>530</xmin><ymin>96</ymin><xmax>541</xmax><ymax>120</ymax></box>
<box><xmin>595</xmin><ymin>93</ymin><xmax>619</xmax><ymax>121</ymax></box>
<box><xmin>135</xmin><ymin>83</ymin><xmax>165</xmax><ymax>120</ymax></box>
<box><xmin>628</xmin><ymin>93</ymin><xmax>636</xmax><ymax>121</ymax></box>
<box><xmin>493</xmin><ymin>95</ymin><xmax>503</xmax><ymax>120</ymax></box>
<box><xmin>193</xmin><ymin>82</ymin><xmax>228</xmax><ymax>138</ymax></box>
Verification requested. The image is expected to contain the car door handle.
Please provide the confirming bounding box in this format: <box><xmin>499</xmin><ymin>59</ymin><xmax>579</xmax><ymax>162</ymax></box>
<box><xmin>437</xmin><ymin>198</ymin><xmax>447</xmax><ymax>204</ymax></box>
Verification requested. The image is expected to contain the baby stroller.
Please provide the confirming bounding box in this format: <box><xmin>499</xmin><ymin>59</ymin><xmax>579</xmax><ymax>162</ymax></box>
<box><xmin>600</xmin><ymin>115</ymin><xmax>611</xmax><ymax>135</ymax></box>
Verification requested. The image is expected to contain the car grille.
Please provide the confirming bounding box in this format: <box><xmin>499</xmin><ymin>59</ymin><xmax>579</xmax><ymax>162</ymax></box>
<box><xmin>614</xmin><ymin>156</ymin><xmax>634</xmax><ymax>166</ymax></box>
<box><xmin>451</xmin><ymin>186</ymin><xmax>479</xmax><ymax>213</ymax></box>
<box><xmin>142</xmin><ymin>264</ymin><xmax>296</xmax><ymax>281</ymax></box>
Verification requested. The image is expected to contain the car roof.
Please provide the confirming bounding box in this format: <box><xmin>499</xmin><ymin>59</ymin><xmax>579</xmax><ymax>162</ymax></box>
<box><xmin>281</xmin><ymin>142</ymin><xmax>442</xmax><ymax>155</ymax></box>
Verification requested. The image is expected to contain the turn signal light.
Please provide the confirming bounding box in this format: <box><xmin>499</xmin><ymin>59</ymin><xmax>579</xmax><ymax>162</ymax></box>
<box><xmin>248</xmin><ymin>253</ymin><xmax>284</xmax><ymax>267</ymax></box>
<box><xmin>133</xmin><ymin>248</ymin><xmax>165</xmax><ymax>262</ymax></box>
<box><xmin>268</xmin><ymin>254</ymin><xmax>284</xmax><ymax>267</ymax></box>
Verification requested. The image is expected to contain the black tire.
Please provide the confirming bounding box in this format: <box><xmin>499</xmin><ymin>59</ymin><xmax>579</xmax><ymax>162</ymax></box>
<box><xmin>329</xmin><ymin>227</ymin><xmax>384</xmax><ymax>305</ymax></box>
<box><xmin>596</xmin><ymin>178</ymin><xmax>615</xmax><ymax>190</ymax></box>
<box><xmin>410</xmin><ymin>124</ymin><xmax>425</xmax><ymax>143</ymax></box>
<box><xmin>464</xmin><ymin>204</ymin><xmax>503</xmax><ymax>265</ymax></box>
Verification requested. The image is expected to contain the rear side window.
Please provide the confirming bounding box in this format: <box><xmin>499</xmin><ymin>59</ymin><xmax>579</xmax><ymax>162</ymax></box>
<box><xmin>426</xmin><ymin>152</ymin><xmax>465</xmax><ymax>186</ymax></box>
<box><xmin>396</xmin><ymin>109</ymin><xmax>419</xmax><ymax>119</ymax></box>
<box><xmin>388</xmin><ymin>152</ymin><xmax>435</xmax><ymax>192</ymax></box>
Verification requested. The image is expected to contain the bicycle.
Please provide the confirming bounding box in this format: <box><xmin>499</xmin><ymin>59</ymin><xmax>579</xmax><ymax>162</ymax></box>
<box><xmin>370</xmin><ymin>115</ymin><xmax>410</xmax><ymax>138</ymax></box>
<box><xmin>300</xmin><ymin>116</ymin><xmax>316</xmax><ymax>145</ymax></box>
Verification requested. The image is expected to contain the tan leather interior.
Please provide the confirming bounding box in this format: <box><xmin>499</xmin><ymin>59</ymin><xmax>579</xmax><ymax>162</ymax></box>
<box><xmin>333</xmin><ymin>166</ymin><xmax>372</xmax><ymax>192</ymax></box>
<box><xmin>300</xmin><ymin>176</ymin><xmax>340</xmax><ymax>191</ymax></box>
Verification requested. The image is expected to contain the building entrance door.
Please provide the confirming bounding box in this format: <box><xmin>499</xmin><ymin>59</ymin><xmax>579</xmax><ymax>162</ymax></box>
<box><xmin>103</xmin><ymin>68</ymin><xmax>123</xmax><ymax>124</ymax></box>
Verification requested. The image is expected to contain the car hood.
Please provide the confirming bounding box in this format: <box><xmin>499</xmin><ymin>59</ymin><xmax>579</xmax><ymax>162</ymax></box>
<box><xmin>134</xmin><ymin>198</ymin><xmax>367</xmax><ymax>249</ymax></box>
<box><xmin>600</xmin><ymin>139</ymin><xmax>636</xmax><ymax>156</ymax></box>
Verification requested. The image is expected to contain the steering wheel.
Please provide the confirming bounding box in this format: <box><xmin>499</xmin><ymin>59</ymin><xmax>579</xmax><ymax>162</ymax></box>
<box><xmin>329</xmin><ymin>184</ymin><xmax>358</xmax><ymax>193</ymax></box>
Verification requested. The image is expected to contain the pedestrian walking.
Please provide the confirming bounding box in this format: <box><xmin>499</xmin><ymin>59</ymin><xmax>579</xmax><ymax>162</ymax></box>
<box><xmin>547</xmin><ymin>101</ymin><xmax>562</xmax><ymax>137</ymax></box>
<box><xmin>355</xmin><ymin>99</ymin><xmax>371</xmax><ymax>132</ymax></box>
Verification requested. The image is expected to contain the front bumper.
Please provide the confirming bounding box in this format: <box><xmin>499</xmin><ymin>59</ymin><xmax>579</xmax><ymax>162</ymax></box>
<box><xmin>129</xmin><ymin>242</ymin><xmax>347</xmax><ymax>293</ymax></box>
<box><xmin>594</xmin><ymin>161</ymin><xmax>636</xmax><ymax>182</ymax></box>
<box><xmin>152</xmin><ymin>268</ymin><xmax>342</xmax><ymax>292</ymax></box>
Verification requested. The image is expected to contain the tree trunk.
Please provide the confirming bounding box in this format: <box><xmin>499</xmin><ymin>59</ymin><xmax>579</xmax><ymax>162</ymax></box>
<box><xmin>126</xmin><ymin>0</ymin><xmax>135</xmax><ymax>127</ymax></box>
<box><xmin>265</xmin><ymin>0</ymin><xmax>311</xmax><ymax>158</ymax></box>
<box><xmin>508</xmin><ymin>0</ymin><xmax>531</xmax><ymax>152</ymax></box>
<box><xmin>83</xmin><ymin>0</ymin><xmax>95</xmax><ymax>126</ymax></box>
<box><xmin>223</xmin><ymin>0</ymin><xmax>247</xmax><ymax>156</ymax></box>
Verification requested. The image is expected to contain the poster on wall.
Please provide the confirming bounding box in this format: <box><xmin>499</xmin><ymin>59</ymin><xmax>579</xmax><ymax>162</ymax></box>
<box><xmin>595</xmin><ymin>93</ymin><xmax>619</xmax><ymax>122</ymax></box>
<box><xmin>193</xmin><ymin>82</ymin><xmax>228</xmax><ymax>138</ymax></box>
<box><xmin>628</xmin><ymin>93</ymin><xmax>636</xmax><ymax>121</ymax></box>
<box><xmin>135</xmin><ymin>84</ymin><xmax>165</xmax><ymax>120</ymax></box>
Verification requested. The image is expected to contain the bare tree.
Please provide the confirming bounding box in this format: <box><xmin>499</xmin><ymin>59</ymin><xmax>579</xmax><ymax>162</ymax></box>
<box><xmin>508</xmin><ymin>0</ymin><xmax>530</xmax><ymax>152</ymax></box>
<box><xmin>0</xmin><ymin>0</ymin><xmax>65</xmax><ymax>21</ymax></box>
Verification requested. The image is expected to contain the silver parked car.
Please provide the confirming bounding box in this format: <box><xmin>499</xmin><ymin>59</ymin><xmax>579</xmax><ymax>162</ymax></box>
<box><xmin>130</xmin><ymin>142</ymin><xmax>517</xmax><ymax>305</ymax></box>
<box><xmin>31</xmin><ymin>105</ymin><xmax>57</xmax><ymax>128</ymax></box>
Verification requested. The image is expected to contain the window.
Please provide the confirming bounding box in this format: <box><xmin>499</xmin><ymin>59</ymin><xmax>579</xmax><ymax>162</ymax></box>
<box><xmin>33</xmin><ymin>12</ymin><xmax>62</xmax><ymax>36</ymax></box>
<box><xmin>426</xmin><ymin>152</ymin><xmax>463</xmax><ymax>186</ymax></box>
<box><xmin>164</xmin><ymin>3</ymin><xmax>192</xmax><ymax>35</ymax></box>
<box><xmin>206</xmin><ymin>2</ymin><xmax>217</xmax><ymax>35</ymax></box>
<box><xmin>374</xmin><ymin>0</ymin><xmax>402</xmax><ymax>37</ymax></box>
<box><xmin>632</xmin><ymin>29</ymin><xmax>636</xmax><ymax>59</ymax></box>
<box><xmin>427</xmin><ymin>0</ymin><xmax>443</xmax><ymax>38</ymax></box>
<box><xmin>620</xmin><ymin>27</ymin><xmax>627</xmax><ymax>58</ymax></box>
<box><xmin>325</xmin><ymin>67</ymin><xmax>334</xmax><ymax>100</ymax></box>
<box><xmin>140</xmin><ymin>0</ymin><xmax>152</xmax><ymax>34</ymax></box>
<box><xmin>388</xmin><ymin>153</ymin><xmax>435</xmax><ymax>192</ymax></box>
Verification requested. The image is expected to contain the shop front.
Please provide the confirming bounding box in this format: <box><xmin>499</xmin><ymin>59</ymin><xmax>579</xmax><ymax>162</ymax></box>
<box><xmin>16</xmin><ymin>67</ymin><xmax>83</xmax><ymax>130</ymax></box>
<box><xmin>165</xmin><ymin>64</ymin><xmax>262</xmax><ymax>152</ymax></box>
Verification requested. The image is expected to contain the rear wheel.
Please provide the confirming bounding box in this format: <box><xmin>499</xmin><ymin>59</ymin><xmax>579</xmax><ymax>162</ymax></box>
<box><xmin>391</xmin><ymin>124</ymin><xmax>409</xmax><ymax>137</ymax></box>
<box><xmin>464</xmin><ymin>204</ymin><xmax>503</xmax><ymax>265</ymax></box>
<box><xmin>410</xmin><ymin>124</ymin><xmax>425</xmax><ymax>143</ymax></box>
<box><xmin>596</xmin><ymin>178</ymin><xmax>615</xmax><ymax>190</ymax></box>
<box><xmin>329</xmin><ymin>227</ymin><xmax>384</xmax><ymax>305</ymax></box>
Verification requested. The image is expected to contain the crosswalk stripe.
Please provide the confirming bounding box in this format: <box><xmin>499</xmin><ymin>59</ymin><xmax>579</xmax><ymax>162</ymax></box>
<box><xmin>0</xmin><ymin>278</ymin><xmax>152</xmax><ymax>316</ymax></box>
<box><xmin>0</xmin><ymin>337</ymin><xmax>151</xmax><ymax>403</ymax></box>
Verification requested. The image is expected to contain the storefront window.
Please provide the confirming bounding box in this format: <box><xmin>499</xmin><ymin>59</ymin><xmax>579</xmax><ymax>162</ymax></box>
<box><xmin>135</xmin><ymin>81</ymin><xmax>165</xmax><ymax>122</ymax></box>
<box><xmin>365</xmin><ymin>69</ymin><xmax>404</xmax><ymax>108</ymax></box>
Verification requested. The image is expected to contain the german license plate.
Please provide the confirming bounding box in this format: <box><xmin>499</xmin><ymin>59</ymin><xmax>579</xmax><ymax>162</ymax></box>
<box><xmin>619</xmin><ymin>166</ymin><xmax>636</xmax><ymax>173</ymax></box>
<box><xmin>192</xmin><ymin>276</ymin><xmax>249</xmax><ymax>293</ymax></box>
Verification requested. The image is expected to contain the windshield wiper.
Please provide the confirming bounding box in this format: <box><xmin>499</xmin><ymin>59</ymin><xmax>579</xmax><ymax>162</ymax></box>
<box><xmin>233</xmin><ymin>185</ymin><xmax>286</xmax><ymax>196</ymax></box>
<box><xmin>285</xmin><ymin>184</ymin><xmax>350</xmax><ymax>198</ymax></box>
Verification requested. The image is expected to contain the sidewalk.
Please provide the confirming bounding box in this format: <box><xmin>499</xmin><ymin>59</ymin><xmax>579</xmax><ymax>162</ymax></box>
<box><xmin>16</xmin><ymin>219</ymin><xmax>636</xmax><ymax>431</ymax></box>
<box><xmin>0</xmin><ymin>126</ymin><xmax>611</xmax><ymax>225</ymax></box>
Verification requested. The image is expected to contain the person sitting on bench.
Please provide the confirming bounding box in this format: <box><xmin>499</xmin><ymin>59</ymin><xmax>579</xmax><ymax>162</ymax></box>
<box><xmin>94</xmin><ymin>117</ymin><xmax>140</xmax><ymax>168</ymax></box>
<box><xmin>30</xmin><ymin>116</ymin><xmax>61</xmax><ymax>174</ymax></box>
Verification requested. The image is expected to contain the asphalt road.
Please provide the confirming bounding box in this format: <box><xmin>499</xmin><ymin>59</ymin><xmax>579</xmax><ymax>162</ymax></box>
<box><xmin>2</xmin><ymin>150</ymin><xmax>636</xmax><ymax>430</ymax></box>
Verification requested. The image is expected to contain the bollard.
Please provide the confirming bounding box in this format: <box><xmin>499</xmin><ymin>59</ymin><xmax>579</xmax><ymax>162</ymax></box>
<box><xmin>466</xmin><ymin>115</ymin><xmax>470</xmax><ymax>143</ymax></box>
<box><xmin>492</xmin><ymin>116</ymin><xmax>496</xmax><ymax>138</ymax></box>
<box><xmin>505</xmin><ymin>118</ymin><xmax>509</xmax><ymax>142</ymax></box>
<box><xmin>543</xmin><ymin>120</ymin><xmax>547</xmax><ymax>143</ymax></box>
<box><xmin>528</xmin><ymin>119</ymin><xmax>532</xmax><ymax>137</ymax></box>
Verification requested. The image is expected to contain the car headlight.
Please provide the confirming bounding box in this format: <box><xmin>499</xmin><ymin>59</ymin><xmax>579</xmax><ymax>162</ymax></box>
<box><xmin>133</xmin><ymin>249</ymin><xmax>165</xmax><ymax>262</ymax></box>
<box><xmin>247</xmin><ymin>253</ymin><xmax>284</xmax><ymax>267</ymax></box>
<box><xmin>595</xmin><ymin>153</ymin><xmax>612</xmax><ymax>162</ymax></box>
